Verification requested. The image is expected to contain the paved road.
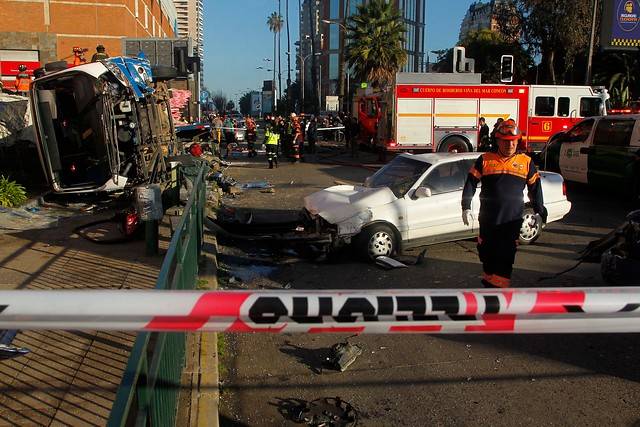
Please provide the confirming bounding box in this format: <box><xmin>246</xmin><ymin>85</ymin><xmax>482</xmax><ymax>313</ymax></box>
<box><xmin>216</xmin><ymin>148</ymin><xmax>639</xmax><ymax>426</ymax></box>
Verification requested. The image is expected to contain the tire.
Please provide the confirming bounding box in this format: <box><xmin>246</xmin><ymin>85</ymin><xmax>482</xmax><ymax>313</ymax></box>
<box><xmin>355</xmin><ymin>223</ymin><xmax>397</xmax><ymax>261</ymax></box>
<box><xmin>44</xmin><ymin>61</ymin><xmax>68</xmax><ymax>72</ymax></box>
<box><xmin>439</xmin><ymin>136</ymin><xmax>469</xmax><ymax>153</ymax></box>
<box><xmin>519</xmin><ymin>208</ymin><xmax>543</xmax><ymax>245</ymax></box>
<box><xmin>601</xmin><ymin>248</ymin><xmax>640</xmax><ymax>285</ymax></box>
<box><xmin>150</xmin><ymin>65</ymin><xmax>178</xmax><ymax>81</ymax></box>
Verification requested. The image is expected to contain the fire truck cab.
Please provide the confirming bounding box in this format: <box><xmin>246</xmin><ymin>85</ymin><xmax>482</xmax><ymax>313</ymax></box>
<box><xmin>355</xmin><ymin>72</ymin><xmax>608</xmax><ymax>154</ymax></box>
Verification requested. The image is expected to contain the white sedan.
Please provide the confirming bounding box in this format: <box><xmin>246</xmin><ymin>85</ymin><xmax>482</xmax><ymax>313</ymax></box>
<box><xmin>304</xmin><ymin>153</ymin><xmax>571</xmax><ymax>260</ymax></box>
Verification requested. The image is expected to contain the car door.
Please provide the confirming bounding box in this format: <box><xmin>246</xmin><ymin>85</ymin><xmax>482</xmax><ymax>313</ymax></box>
<box><xmin>405</xmin><ymin>160</ymin><xmax>470</xmax><ymax>244</ymax></box>
<box><xmin>558</xmin><ymin>118</ymin><xmax>595</xmax><ymax>183</ymax></box>
<box><xmin>588</xmin><ymin>117</ymin><xmax>637</xmax><ymax>188</ymax></box>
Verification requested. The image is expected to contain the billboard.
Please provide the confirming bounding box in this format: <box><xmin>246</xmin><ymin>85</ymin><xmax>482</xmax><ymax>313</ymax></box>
<box><xmin>601</xmin><ymin>0</ymin><xmax>640</xmax><ymax>50</ymax></box>
<box><xmin>250</xmin><ymin>92</ymin><xmax>262</xmax><ymax>116</ymax></box>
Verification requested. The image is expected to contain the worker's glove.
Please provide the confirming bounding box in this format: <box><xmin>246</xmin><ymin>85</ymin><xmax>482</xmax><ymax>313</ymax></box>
<box><xmin>462</xmin><ymin>209</ymin><xmax>473</xmax><ymax>226</ymax></box>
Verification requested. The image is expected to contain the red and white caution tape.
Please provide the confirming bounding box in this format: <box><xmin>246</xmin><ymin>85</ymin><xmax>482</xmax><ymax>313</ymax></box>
<box><xmin>0</xmin><ymin>288</ymin><xmax>639</xmax><ymax>333</ymax></box>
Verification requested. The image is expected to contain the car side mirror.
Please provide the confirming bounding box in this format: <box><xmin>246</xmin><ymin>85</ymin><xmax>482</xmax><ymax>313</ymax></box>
<box><xmin>414</xmin><ymin>187</ymin><xmax>432</xmax><ymax>199</ymax></box>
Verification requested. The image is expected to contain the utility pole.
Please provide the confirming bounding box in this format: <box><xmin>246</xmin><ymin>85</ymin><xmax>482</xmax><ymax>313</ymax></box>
<box><xmin>585</xmin><ymin>0</ymin><xmax>599</xmax><ymax>85</ymax></box>
<box><xmin>286</xmin><ymin>0</ymin><xmax>291</xmax><ymax>100</ymax></box>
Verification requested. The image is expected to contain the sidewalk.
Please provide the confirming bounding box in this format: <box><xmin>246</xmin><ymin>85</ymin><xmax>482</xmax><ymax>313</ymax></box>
<box><xmin>0</xmin><ymin>212</ymin><xmax>171</xmax><ymax>425</ymax></box>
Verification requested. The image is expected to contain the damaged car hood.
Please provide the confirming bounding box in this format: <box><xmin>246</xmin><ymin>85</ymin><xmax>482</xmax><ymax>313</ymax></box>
<box><xmin>304</xmin><ymin>185</ymin><xmax>397</xmax><ymax>223</ymax></box>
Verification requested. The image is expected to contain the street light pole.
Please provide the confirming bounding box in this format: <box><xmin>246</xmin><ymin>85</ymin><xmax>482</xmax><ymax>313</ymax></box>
<box><xmin>287</xmin><ymin>51</ymin><xmax>320</xmax><ymax>113</ymax></box>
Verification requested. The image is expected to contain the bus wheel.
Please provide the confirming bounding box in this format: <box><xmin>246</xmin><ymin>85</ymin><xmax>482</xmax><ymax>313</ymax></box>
<box><xmin>439</xmin><ymin>137</ymin><xmax>469</xmax><ymax>153</ymax></box>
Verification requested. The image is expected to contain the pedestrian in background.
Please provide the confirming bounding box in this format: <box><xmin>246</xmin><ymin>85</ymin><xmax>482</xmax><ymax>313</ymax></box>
<box><xmin>488</xmin><ymin>118</ymin><xmax>504</xmax><ymax>152</ymax></box>
<box><xmin>91</xmin><ymin>45</ymin><xmax>109</xmax><ymax>62</ymax></box>
<box><xmin>307</xmin><ymin>115</ymin><xmax>318</xmax><ymax>154</ymax></box>
<box><xmin>478</xmin><ymin>117</ymin><xmax>490</xmax><ymax>151</ymax></box>
<box><xmin>349</xmin><ymin>116</ymin><xmax>360</xmax><ymax>158</ymax></box>
<box><xmin>461</xmin><ymin>119</ymin><xmax>547</xmax><ymax>288</ymax></box>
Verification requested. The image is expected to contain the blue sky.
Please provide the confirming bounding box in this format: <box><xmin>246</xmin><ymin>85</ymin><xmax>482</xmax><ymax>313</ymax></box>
<box><xmin>202</xmin><ymin>0</ymin><xmax>476</xmax><ymax>103</ymax></box>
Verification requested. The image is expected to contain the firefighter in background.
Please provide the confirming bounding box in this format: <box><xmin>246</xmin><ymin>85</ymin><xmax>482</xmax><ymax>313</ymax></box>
<box><xmin>264</xmin><ymin>120</ymin><xmax>279</xmax><ymax>169</ymax></box>
<box><xmin>290</xmin><ymin>112</ymin><xmax>303</xmax><ymax>162</ymax></box>
<box><xmin>72</xmin><ymin>47</ymin><xmax>88</xmax><ymax>66</ymax></box>
<box><xmin>15</xmin><ymin>65</ymin><xmax>31</xmax><ymax>95</ymax></box>
<box><xmin>91</xmin><ymin>45</ymin><xmax>109</xmax><ymax>62</ymax></box>
<box><xmin>245</xmin><ymin>115</ymin><xmax>257</xmax><ymax>157</ymax></box>
<box><xmin>461</xmin><ymin>119</ymin><xmax>547</xmax><ymax>288</ymax></box>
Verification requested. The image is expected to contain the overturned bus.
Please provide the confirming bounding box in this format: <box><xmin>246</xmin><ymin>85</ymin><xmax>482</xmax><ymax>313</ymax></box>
<box><xmin>30</xmin><ymin>57</ymin><xmax>180</xmax><ymax>194</ymax></box>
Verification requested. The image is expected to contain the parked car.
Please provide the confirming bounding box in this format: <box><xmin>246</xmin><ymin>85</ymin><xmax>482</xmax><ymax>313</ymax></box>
<box><xmin>30</xmin><ymin>57</ymin><xmax>180</xmax><ymax>194</ymax></box>
<box><xmin>539</xmin><ymin>114</ymin><xmax>640</xmax><ymax>200</ymax></box>
<box><xmin>234</xmin><ymin>120</ymin><xmax>246</xmax><ymax>142</ymax></box>
<box><xmin>304</xmin><ymin>153</ymin><xmax>571</xmax><ymax>260</ymax></box>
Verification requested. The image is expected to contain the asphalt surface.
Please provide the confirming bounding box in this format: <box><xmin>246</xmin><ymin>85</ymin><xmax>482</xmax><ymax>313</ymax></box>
<box><xmin>215</xmin><ymin>146</ymin><xmax>639</xmax><ymax>426</ymax></box>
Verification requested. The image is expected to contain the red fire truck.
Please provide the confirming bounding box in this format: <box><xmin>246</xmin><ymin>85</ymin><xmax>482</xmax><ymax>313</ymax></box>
<box><xmin>0</xmin><ymin>49</ymin><xmax>40</xmax><ymax>91</ymax></box>
<box><xmin>355</xmin><ymin>73</ymin><xmax>609</xmax><ymax>153</ymax></box>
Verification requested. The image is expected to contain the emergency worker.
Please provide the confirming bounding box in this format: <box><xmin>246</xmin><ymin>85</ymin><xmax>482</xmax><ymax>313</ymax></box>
<box><xmin>15</xmin><ymin>65</ymin><xmax>30</xmax><ymax>94</ymax></box>
<box><xmin>72</xmin><ymin>47</ymin><xmax>88</xmax><ymax>66</ymax></box>
<box><xmin>461</xmin><ymin>119</ymin><xmax>547</xmax><ymax>288</ymax></box>
<box><xmin>290</xmin><ymin>113</ymin><xmax>302</xmax><ymax>162</ymax></box>
<box><xmin>264</xmin><ymin>122</ymin><xmax>280</xmax><ymax>169</ymax></box>
<box><xmin>245</xmin><ymin>115</ymin><xmax>257</xmax><ymax>157</ymax></box>
<box><xmin>91</xmin><ymin>45</ymin><xmax>109</xmax><ymax>62</ymax></box>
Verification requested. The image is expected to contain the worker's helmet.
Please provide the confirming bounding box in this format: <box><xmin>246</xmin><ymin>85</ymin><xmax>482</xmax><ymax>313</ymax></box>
<box><xmin>97</xmin><ymin>44</ymin><xmax>105</xmax><ymax>52</ymax></box>
<box><xmin>290</xmin><ymin>112</ymin><xmax>297</xmax><ymax>118</ymax></box>
<box><xmin>495</xmin><ymin>119</ymin><xmax>521</xmax><ymax>140</ymax></box>
<box><xmin>18</xmin><ymin>64</ymin><xmax>27</xmax><ymax>72</ymax></box>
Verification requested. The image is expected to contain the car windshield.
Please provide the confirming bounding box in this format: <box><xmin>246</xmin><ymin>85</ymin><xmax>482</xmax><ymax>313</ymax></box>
<box><xmin>365</xmin><ymin>156</ymin><xmax>431</xmax><ymax>197</ymax></box>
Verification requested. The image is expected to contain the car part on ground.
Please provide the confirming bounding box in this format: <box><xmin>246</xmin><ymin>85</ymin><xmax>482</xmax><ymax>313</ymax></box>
<box><xmin>599</xmin><ymin>210</ymin><xmax>640</xmax><ymax>285</ymax></box>
<box><xmin>291</xmin><ymin>397</ymin><xmax>358</xmax><ymax>427</ymax></box>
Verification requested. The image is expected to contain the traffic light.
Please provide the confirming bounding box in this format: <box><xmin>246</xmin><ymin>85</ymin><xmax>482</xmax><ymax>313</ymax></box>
<box><xmin>500</xmin><ymin>55</ymin><xmax>514</xmax><ymax>83</ymax></box>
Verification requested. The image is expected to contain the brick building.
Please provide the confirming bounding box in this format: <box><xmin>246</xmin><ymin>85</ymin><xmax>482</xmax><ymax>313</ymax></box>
<box><xmin>0</xmin><ymin>0</ymin><xmax>177</xmax><ymax>65</ymax></box>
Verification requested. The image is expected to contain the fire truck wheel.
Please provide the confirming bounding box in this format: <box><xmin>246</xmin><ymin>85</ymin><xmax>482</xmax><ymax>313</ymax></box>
<box><xmin>439</xmin><ymin>137</ymin><xmax>469</xmax><ymax>153</ymax></box>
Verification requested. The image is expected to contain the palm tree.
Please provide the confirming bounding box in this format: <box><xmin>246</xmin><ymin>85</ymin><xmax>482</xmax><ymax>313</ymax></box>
<box><xmin>594</xmin><ymin>52</ymin><xmax>639</xmax><ymax>108</ymax></box>
<box><xmin>267</xmin><ymin>11</ymin><xmax>284</xmax><ymax>107</ymax></box>
<box><xmin>345</xmin><ymin>0</ymin><xmax>407</xmax><ymax>88</ymax></box>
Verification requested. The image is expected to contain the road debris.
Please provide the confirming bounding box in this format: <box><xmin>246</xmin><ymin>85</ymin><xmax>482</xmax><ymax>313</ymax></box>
<box><xmin>260</xmin><ymin>188</ymin><xmax>276</xmax><ymax>194</ymax></box>
<box><xmin>290</xmin><ymin>397</ymin><xmax>358</xmax><ymax>427</ymax></box>
<box><xmin>241</xmin><ymin>180</ymin><xmax>273</xmax><ymax>190</ymax></box>
<box><xmin>375</xmin><ymin>256</ymin><xmax>408</xmax><ymax>269</ymax></box>
<box><xmin>325</xmin><ymin>341</ymin><xmax>363</xmax><ymax>372</ymax></box>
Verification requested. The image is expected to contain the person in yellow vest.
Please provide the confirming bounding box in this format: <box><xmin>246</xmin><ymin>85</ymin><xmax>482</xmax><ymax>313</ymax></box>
<box><xmin>264</xmin><ymin>122</ymin><xmax>280</xmax><ymax>169</ymax></box>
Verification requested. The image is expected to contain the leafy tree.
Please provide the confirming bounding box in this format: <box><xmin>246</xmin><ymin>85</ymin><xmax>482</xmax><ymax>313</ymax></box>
<box><xmin>456</xmin><ymin>29</ymin><xmax>532</xmax><ymax>83</ymax></box>
<box><xmin>593</xmin><ymin>52</ymin><xmax>639</xmax><ymax>107</ymax></box>
<box><xmin>495</xmin><ymin>0</ymin><xmax>592</xmax><ymax>84</ymax></box>
<box><xmin>225</xmin><ymin>100</ymin><xmax>235</xmax><ymax>112</ymax></box>
<box><xmin>212</xmin><ymin>92</ymin><xmax>227</xmax><ymax>112</ymax></box>
<box><xmin>239</xmin><ymin>92</ymin><xmax>252</xmax><ymax>115</ymax></box>
<box><xmin>345</xmin><ymin>0</ymin><xmax>407</xmax><ymax>88</ymax></box>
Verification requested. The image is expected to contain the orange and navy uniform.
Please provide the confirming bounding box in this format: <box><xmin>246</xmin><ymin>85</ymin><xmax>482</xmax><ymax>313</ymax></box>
<box><xmin>462</xmin><ymin>152</ymin><xmax>545</xmax><ymax>289</ymax></box>
<box><xmin>461</xmin><ymin>152</ymin><xmax>544</xmax><ymax>226</ymax></box>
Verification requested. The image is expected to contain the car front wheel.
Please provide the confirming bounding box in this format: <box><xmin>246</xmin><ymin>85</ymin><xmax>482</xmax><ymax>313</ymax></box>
<box><xmin>519</xmin><ymin>208</ymin><xmax>543</xmax><ymax>245</ymax></box>
<box><xmin>356</xmin><ymin>224</ymin><xmax>396</xmax><ymax>261</ymax></box>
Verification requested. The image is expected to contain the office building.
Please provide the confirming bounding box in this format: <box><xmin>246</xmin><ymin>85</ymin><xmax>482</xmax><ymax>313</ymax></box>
<box><xmin>173</xmin><ymin>0</ymin><xmax>204</xmax><ymax>58</ymax></box>
<box><xmin>300</xmin><ymin>0</ymin><xmax>425</xmax><ymax>110</ymax></box>
<box><xmin>0</xmin><ymin>0</ymin><xmax>177</xmax><ymax>64</ymax></box>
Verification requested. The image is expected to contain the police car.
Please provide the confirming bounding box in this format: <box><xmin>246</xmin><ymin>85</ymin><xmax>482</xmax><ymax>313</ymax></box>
<box><xmin>540</xmin><ymin>114</ymin><xmax>640</xmax><ymax>200</ymax></box>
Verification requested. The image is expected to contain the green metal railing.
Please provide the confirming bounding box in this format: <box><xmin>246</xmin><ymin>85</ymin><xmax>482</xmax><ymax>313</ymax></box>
<box><xmin>108</xmin><ymin>162</ymin><xmax>207</xmax><ymax>427</ymax></box>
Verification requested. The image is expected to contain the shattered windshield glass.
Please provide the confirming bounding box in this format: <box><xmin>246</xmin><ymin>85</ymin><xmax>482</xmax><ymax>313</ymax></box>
<box><xmin>365</xmin><ymin>156</ymin><xmax>431</xmax><ymax>197</ymax></box>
